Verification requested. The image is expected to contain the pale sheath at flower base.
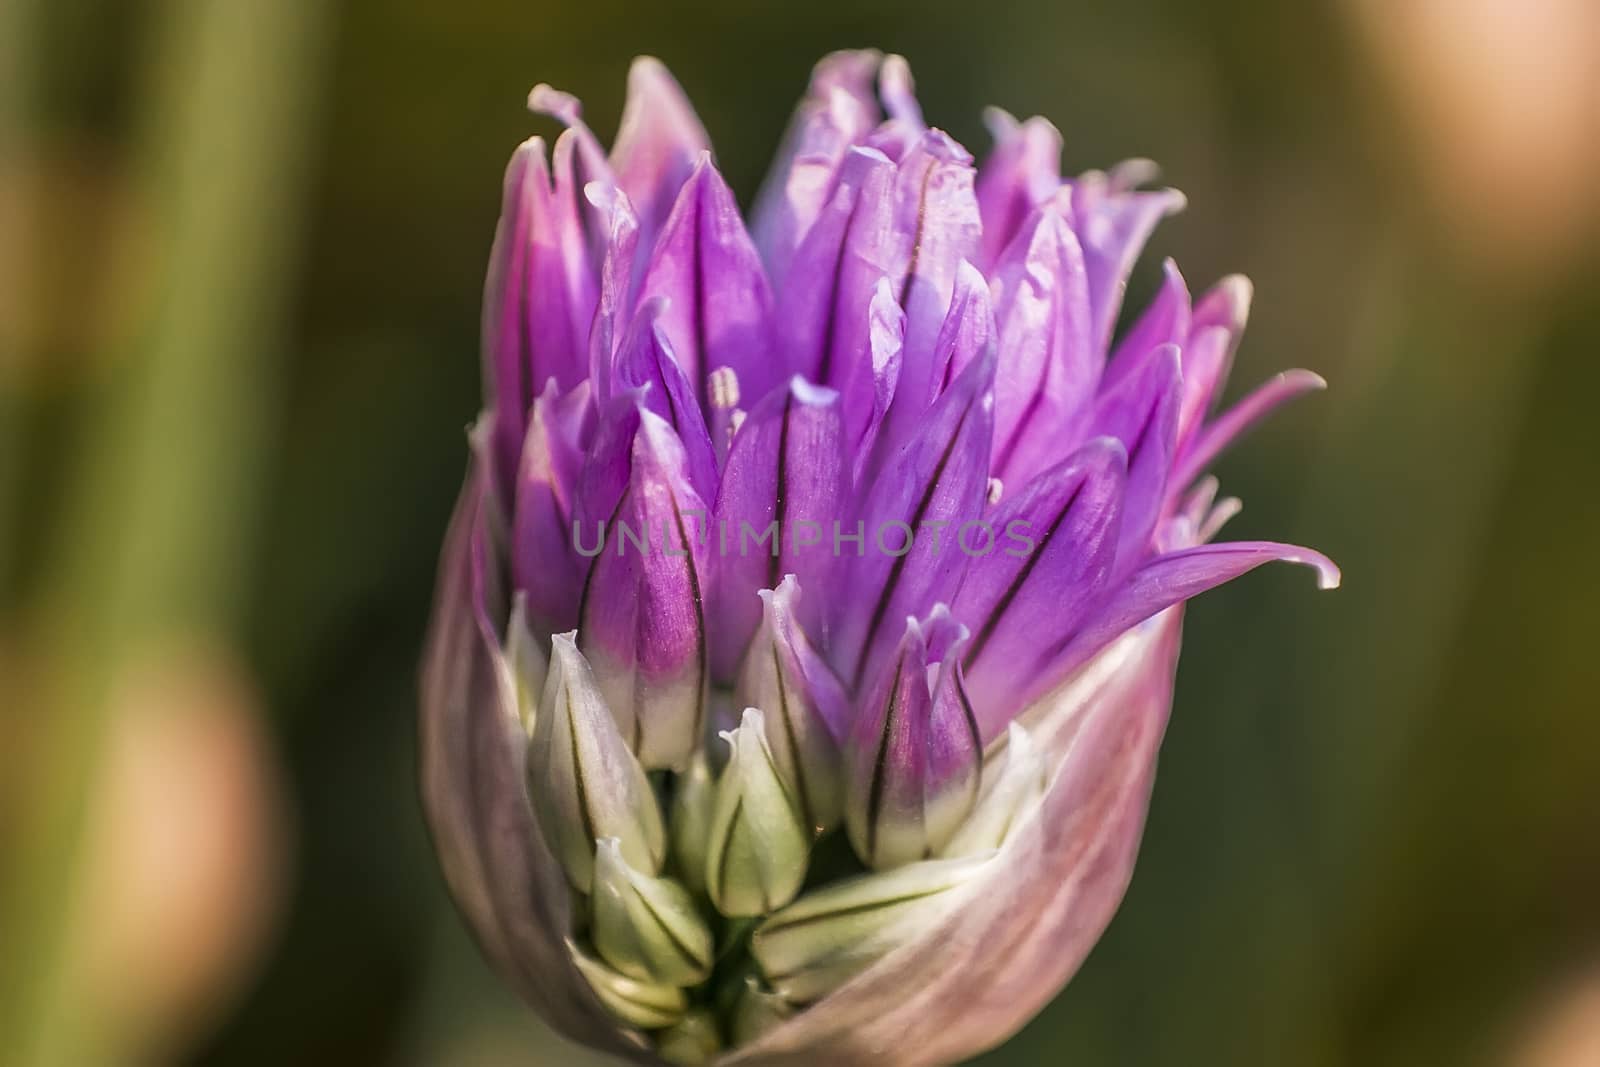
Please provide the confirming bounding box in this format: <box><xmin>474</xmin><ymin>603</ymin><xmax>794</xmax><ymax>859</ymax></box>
<box><xmin>420</xmin><ymin>50</ymin><xmax>1338</xmax><ymax>1065</ymax></box>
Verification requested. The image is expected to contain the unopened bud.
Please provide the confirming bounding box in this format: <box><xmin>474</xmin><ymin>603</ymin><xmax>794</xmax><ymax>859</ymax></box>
<box><xmin>655</xmin><ymin>1008</ymin><xmax>723</xmax><ymax>1064</ymax></box>
<box><xmin>940</xmin><ymin>721</ymin><xmax>1049</xmax><ymax>857</ymax></box>
<box><xmin>705</xmin><ymin>709</ymin><xmax>811</xmax><ymax>917</ymax></box>
<box><xmin>527</xmin><ymin>634</ymin><xmax>665</xmax><ymax>892</ymax></box>
<box><xmin>751</xmin><ymin>853</ymin><xmax>991</xmax><ymax>1004</ymax></box>
<box><xmin>735</xmin><ymin>576</ymin><xmax>847</xmax><ymax>833</ymax></box>
<box><xmin>569</xmin><ymin>941</ymin><xmax>687</xmax><ymax>1030</ymax></box>
<box><xmin>506</xmin><ymin>593</ymin><xmax>547</xmax><ymax>734</ymax></box>
<box><xmin>592</xmin><ymin>837</ymin><xmax>714</xmax><ymax>986</ymax></box>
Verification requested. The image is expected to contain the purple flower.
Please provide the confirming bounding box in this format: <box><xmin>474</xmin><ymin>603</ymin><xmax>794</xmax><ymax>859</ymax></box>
<box><xmin>421</xmin><ymin>51</ymin><xmax>1338</xmax><ymax>1065</ymax></box>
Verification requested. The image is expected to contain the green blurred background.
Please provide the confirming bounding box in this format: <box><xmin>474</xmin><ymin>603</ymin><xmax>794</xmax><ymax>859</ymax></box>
<box><xmin>4</xmin><ymin>0</ymin><xmax>1598</xmax><ymax>1064</ymax></box>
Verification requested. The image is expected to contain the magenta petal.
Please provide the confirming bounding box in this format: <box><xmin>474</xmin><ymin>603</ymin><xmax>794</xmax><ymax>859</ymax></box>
<box><xmin>831</xmin><ymin>348</ymin><xmax>996</xmax><ymax>694</ymax></box>
<box><xmin>1086</xmin><ymin>343</ymin><xmax>1182</xmax><ymax>568</ymax></box>
<box><xmin>608</xmin><ymin>57</ymin><xmax>711</xmax><ymax>264</ymax></box>
<box><xmin>1066</xmin><ymin>174</ymin><xmax>1187</xmax><ymax>357</ymax></box>
<box><xmin>1106</xmin><ymin>257</ymin><xmax>1191</xmax><ymax>388</ymax></box>
<box><xmin>511</xmin><ymin>380</ymin><xmax>594</xmax><ymax>635</ymax></box>
<box><xmin>1172</xmin><ymin>369</ymin><xmax>1327</xmax><ymax>493</ymax></box>
<box><xmin>974</xmin><ymin>109</ymin><xmax>1063</xmax><ymax>273</ymax></box>
<box><xmin>751</xmin><ymin>49</ymin><xmax>884</xmax><ymax>288</ymax></box>
<box><xmin>708</xmin><ymin>378</ymin><xmax>850</xmax><ymax>682</ymax></box>
<box><xmin>987</xmin><ymin>205</ymin><xmax>1095</xmax><ymax>486</ymax></box>
<box><xmin>578</xmin><ymin>412</ymin><xmax>710</xmax><ymax>769</ymax></box>
<box><xmin>893</xmin><ymin>132</ymin><xmax>983</xmax><ymax>381</ymax></box>
<box><xmin>636</xmin><ymin>156</ymin><xmax>780</xmax><ymax>406</ymax></box>
<box><xmin>954</xmin><ymin>437</ymin><xmax>1127</xmax><ymax>738</ymax></box>
<box><xmin>419</xmin><ymin>466</ymin><xmax>636</xmax><ymax>1055</ymax></box>
<box><xmin>611</xmin><ymin>300</ymin><xmax>718</xmax><ymax>500</ymax></box>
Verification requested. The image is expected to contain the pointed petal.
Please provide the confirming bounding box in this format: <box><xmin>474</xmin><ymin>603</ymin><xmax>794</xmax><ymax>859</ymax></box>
<box><xmin>777</xmin><ymin>146</ymin><xmax>898</xmax><ymax>389</ymax></box>
<box><xmin>1086</xmin><ymin>343</ymin><xmax>1182</xmax><ymax>567</ymax></box>
<box><xmin>832</xmin><ymin>348</ymin><xmax>996</xmax><ymax>693</ymax></box>
<box><xmin>987</xmin><ymin>205</ymin><xmax>1095</xmax><ymax>485</ymax></box>
<box><xmin>511</xmin><ymin>380</ymin><xmax>594</xmax><ymax>635</ymax></box>
<box><xmin>1106</xmin><ymin>258</ymin><xmax>1191</xmax><ymax>387</ymax></box>
<box><xmin>877</xmin><ymin>54</ymin><xmax>924</xmax><ymax>127</ymax></box>
<box><xmin>1065</xmin><ymin>173</ymin><xmax>1187</xmax><ymax>357</ymax></box>
<box><xmin>578</xmin><ymin>412</ymin><xmax>711</xmax><ymax>770</ymax></box>
<box><xmin>591</xmin><ymin>837</ymin><xmax>714</xmax><ymax>986</ymax></box>
<box><xmin>611</xmin><ymin>300</ymin><xmax>718</xmax><ymax>499</ymax></box>
<box><xmin>583</xmin><ymin>183</ymin><xmax>641</xmax><ymax>407</ymax></box>
<box><xmin>1175</xmin><ymin>274</ymin><xmax>1252</xmax><ymax>445</ymax></box>
<box><xmin>709</xmin><ymin>379</ymin><xmax>849</xmax><ymax>680</ymax></box>
<box><xmin>751</xmin><ymin>50</ymin><xmax>884</xmax><ymax>287</ymax></box>
<box><xmin>609</xmin><ymin>57</ymin><xmax>711</xmax><ymax>257</ymax></box>
<box><xmin>953</xmin><ymin>437</ymin><xmax>1126</xmax><ymax>737</ymax></box>
<box><xmin>706</xmin><ymin>709</ymin><xmax>812</xmax><ymax>917</ymax></box>
<box><xmin>1172</xmin><ymin>369</ymin><xmax>1327</xmax><ymax>493</ymax></box>
<box><xmin>975</xmin><ymin>109</ymin><xmax>1063</xmax><ymax>273</ymax></box>
<box><xmin>637</xmin><ymin>156</ymin><xmax>780</xmax><ymax>404</ymax></box>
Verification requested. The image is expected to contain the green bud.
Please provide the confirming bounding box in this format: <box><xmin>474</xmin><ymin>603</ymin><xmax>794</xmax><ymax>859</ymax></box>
<box><xmin>669</xmin><ymin>750</ymin><xmax>716</xmax><ymax>894</ymax></box>
<box><xmin>939</xmin><ymin>722</ymin><xmax>1049</xmax><ymax>858</ymax></box>
<box><xmin>705</xmin><ymin>709</ymin><xmax>812</xmax><ymax>917</ymax></box>
<box><xmin>751</xmin><ymin>853</ymin><xmax>991</xmax><ymax>1004</ymax></box>
<box><xmin>568</xmin><ymin>941</ymin><xmax>687</xmax><ymax>1031</ymax></box>
<box><xmin>592</xmin><ymin>837</ymin><xmax>714</xmax><ymax>986</ymax></box>
<box><xmin>655</xmin><ymin>1008</ymin><xmax>723</xmax><ymax>1065</ymax></box>
<box><xmin>506</xmin><ymin>593</ymin><xmax>546</xmax><ymax>734</ymax></box>
<box><xmin>527</xmin><ymin>633</ymin><xmax>665</xmax><ymax>892</ymax></box>
<box><xmin>730</xmin><ymin>976</ymin><xmax>797</xmax><ymax>1047</ymax></box>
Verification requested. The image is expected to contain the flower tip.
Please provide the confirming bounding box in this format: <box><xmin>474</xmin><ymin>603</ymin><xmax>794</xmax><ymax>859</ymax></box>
<box><xmin>527</xmin><ymin>83</ymin><xmax>582</xmax><ymax>125</ymax></box>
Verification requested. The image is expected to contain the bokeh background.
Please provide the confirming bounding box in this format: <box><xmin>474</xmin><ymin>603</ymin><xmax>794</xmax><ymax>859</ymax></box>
<box><xmin>4</xmin><ymin>0</ymin><xmax>1599</xmax><ymax>1064</ymax></box>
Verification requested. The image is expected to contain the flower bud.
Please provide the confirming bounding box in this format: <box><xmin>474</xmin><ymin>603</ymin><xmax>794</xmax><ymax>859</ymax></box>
<box><xmin>592</xmin><ymin>837</ymin><xmax>714</xmax><ymax>986</ymax></box>
<box><xmin>751</xmin><ymin>853</ymin><xmax>991</xmax><ymax>1004</ymax></box>
<box><xmin>735</xmin><ymin>575</ymin><xmax>847</xmax><ymax>833</ymax></box>
<box><xmin>527</xmin><ymin>633</ymin><xmax>665</xmax><ymax>892</ymax></box>
<box><xmin>655</xmin><ymin>1008</ymin><xmax>723</xmax><ymax>1064</ymax></box>
<box><xmin>730</xmin><ymin>975</ymin><xmax>797</xmax><ymax>1047</ymax></box>
<box><xmin>940</xmin><ymin>721</ymin><xmax>1050</xmax><ymax>857</ymax></box>
<box><xmin>568</xmin><ymin>940</ymin><xmax>687</xmax><ymax>1031</ymax></box>
<box><xmin>668</xmin><ymin>749</ymin><xmax>716</xmax><ymax>895</ymax></box>
<box><xmin>845</xmin><ymin>607</ymin><xmax>983</xmax><ymax>869</ymax></box>
<box><xmin>705</xmin><ymin>708</ymin><xmax>811</xmax><ymax>917</ymax></box>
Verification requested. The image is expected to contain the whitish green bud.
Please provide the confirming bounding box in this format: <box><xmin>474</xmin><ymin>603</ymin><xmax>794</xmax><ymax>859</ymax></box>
<box><xmin>939</xmin><ymin>722</ymin><xmax>1049</xmax><ymax>858</ymax></box>
<box><xmin>527</xmin><ymin>633</ymin><xmax>665</xmax><ymax>892</ymax></box>
<box><xmin>592</xmin><ymin>837</ymin><xmax>714</xmax><ymax>986</ymax></box>
<box><xmin>736</xmin><ymin>576</ymin><xmax>847</xmax><ymax>833</ymax></box>
<box><xmin>506</xmin><ymin>593</ymin><xmax>547</xmax><ymax>734</ymax></box>
<box><xmin>751</xmin><ymin>853</ymin><xmax>991</xmax><ymax>1004</ymax></box>
<box><xmin>568</xmin><ymin>941</ymin><xmax>687</xmax><ymax>1030</ymax></box>
<box><xmin>705</xmin><ymin>708</ymin><xmax>811</xmax><ymax>917</ymax></box>
<box><xmin>730</xmin><ymin>976</ymin><xmax>797</xmax><ymax>1047</ymax></box>
<box><xmin>655</xmin><ymin>1008</ymin><xmax>723</xmax><ymax>1065</ymax></box>
<box><xmin>669</xmin><ymin>750</ymin><xmax>716</xmax><ymax>894</ymax></box>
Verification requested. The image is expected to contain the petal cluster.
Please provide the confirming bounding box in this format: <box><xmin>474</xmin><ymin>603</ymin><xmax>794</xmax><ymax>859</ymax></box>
<box><xmin>422</xmin><ymin>50</ymin><xmax>1337</xmax><ymax>1065</ymax></box>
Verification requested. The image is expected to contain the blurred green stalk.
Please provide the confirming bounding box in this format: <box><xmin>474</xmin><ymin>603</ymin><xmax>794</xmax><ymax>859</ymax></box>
<box><xmin>2</xmin><ymin>1</ymin><xmax>327</xmax><ymax>1063</ymax></box>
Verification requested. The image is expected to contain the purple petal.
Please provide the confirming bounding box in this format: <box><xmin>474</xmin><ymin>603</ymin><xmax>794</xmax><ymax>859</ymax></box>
<box><xmin>584</xmin><ymin>183</ymin><xmax>641</xmax><ymax>407</ymax></box>
<box><xmin>1171</xmin><ymin>369</ymin><xmax>1327</xmax><ymax>494</ymax></box>
<box><xmin>892</xmin><ymin>131</ymin><xmax>982</xmax><ymax>390</ymax></box>
<box><xmin>831</xmin><ymin>347</ymin><xmax>996</xmax><ymax>694</ymax></box>
<box><xmin>986</xmin><ymin>205</ymin><xmax>1095</xmax><ymax>487</ymax></box>
<box><xmin>777</xmin><ymin>146</ymin><xmax>899</xmax><ymax>389</ymax></box>
<box><xmin>709</xmin><ymin>379</ymin><xmax>849</xmax><ymax>682</ymax></box>
<box><xmin>877</xmin><ymin>54</ymin><xmax>924</xmax><ymax>127</ymax></box>
<box><xmin>719</xmin><ymin>610</ymin><xmax>1185</xmax><ymax>1067</ymax></box>
<box><xmin>1065</xmin><ymin>173</ymin><xmax>1187</xmax><ymax>357</ymax></box>
<box><xmin>578</xmin><ymin>412</ymin><xmax>711</xmax><ymax>770</ymax></box>
<box><xmin>610</xmin><ymin>300</ymin><xmax>718</xmax><ymax>499</ymax></box>
<box><xmin>1085</xmin><ymin>343</ymin><xmax>1182</xmax><ymax>568</ymax></box>
<box><xmin>419</xmin><ymin>463</ymin><xmax>636</xmax><ymax>1055</ymax></box>
<box><xmin>1036</xmin><ymin>540</ymin><xmax>1340</xmax><ymax>707</ymax></box>
<box><xmin>1176</xmin><ymin>274</ymin><xmax>1252</xmax><ymax>439</ymax></box>
<box><xmin>953</xmin><ymin>437</ymin><xmax>1127</xmax><ymax>738</ymax></box>
<box><xmin>751</xmin><ymin>50</ymin><xmax>884</xmax><ymax>288</ymax></box>
<box><xmin>608</xmin><ymin>57</ymin><xmax>711</xmax><ymax>267</ymax></box>
<box><xmin>1105</xmin><ymin>257</ymin><xmax>1190</xmax><ymax>388</ymax></box>
<box><xmin>511</xmin><ymin>381</ymin><xmax>595</xmax><ymax>634</ymax></box>
<box><xmin>636</xmin><ymin>156</ymin><xmax>780</xmax><ymax>407</ymax></box>
<box><xmin>974</xmin><ymin>109</ymin><xmax>1062</xmax><ymax>273</ymax></box>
